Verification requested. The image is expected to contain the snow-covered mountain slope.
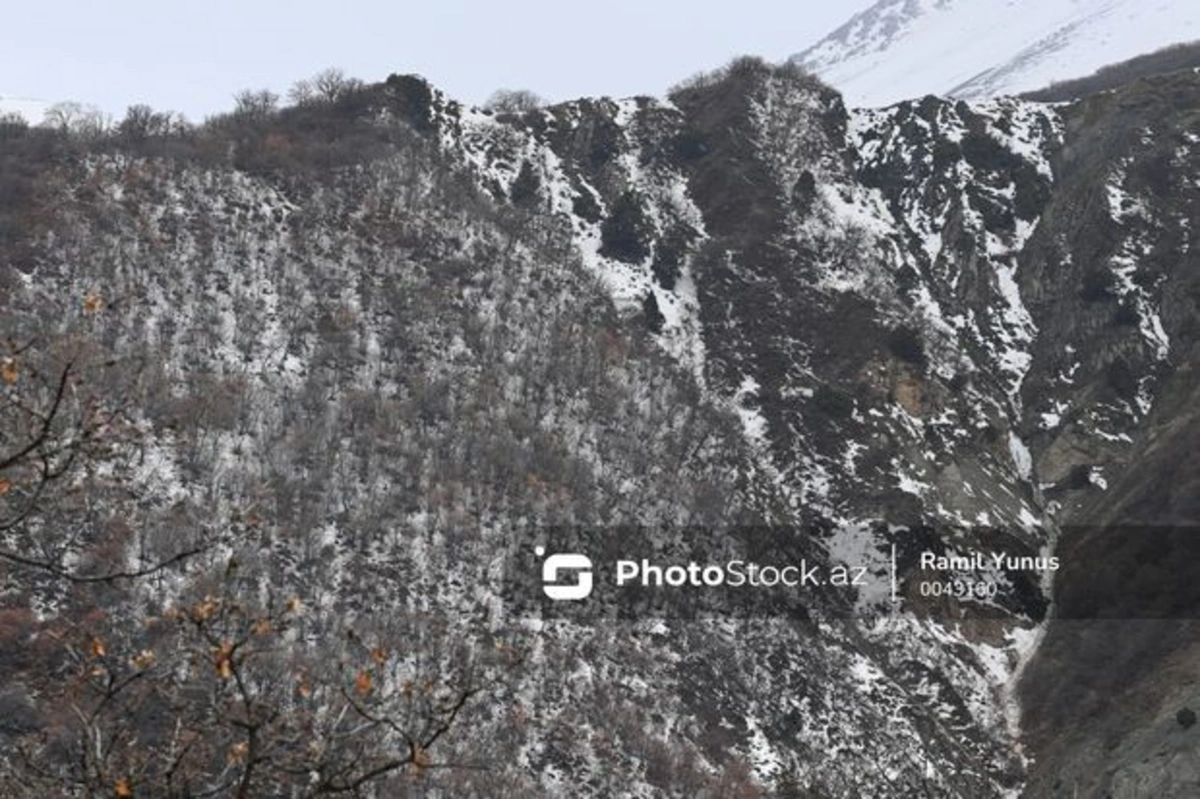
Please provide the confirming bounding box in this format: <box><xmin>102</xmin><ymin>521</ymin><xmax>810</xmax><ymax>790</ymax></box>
<box><xmin>794</xmin><ymin>0</ymin><xmax>1200</xmax><ymax>107</ymax></box>
<box><xmin>0</xmin><ymin>95</ymin><xmax>50</xmax><ymax>124</ymax></box>
<box><xmin>4</xmin><ymin>61</ymin><xmax>1200</xmax><ymax>796</ymax></box>
<box><xmin>1</xmin><ymin>71</ymin><xmax>1053</xmax><ymax>796</ymax></box>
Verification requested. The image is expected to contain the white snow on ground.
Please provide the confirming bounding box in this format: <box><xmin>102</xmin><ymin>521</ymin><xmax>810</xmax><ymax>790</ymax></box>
<box><xmin>733</xmin><ymin>375</ymin><xmax>769</xmax><ymax>445</ymax></box>
<box><xmin>744</xmin><ymin>714</ymin><xmax>784</xmax><ymax>777</ymax></box>
<box><xmin>975</xmin><ymin>622</ymin><xmax>1045</xmax><ymax>744</ymax></box>
<box><xmin>797</xmin><ymin>0</ymin><xmax>1200</xmax><ymax>107</ymax></box>
<box><xmin>1008</xmin><ymin>432</ymin><xmax>1033</xmax><ymax>480</ymax></box>
<box><xmin>974</xmin><ymin>98</ymin><xmax>1059</xmax><ymax>178</ymax></box>
<box><xmin>841</xmin><ymin>100</ymin><xmax>1059</xmax><ymax>408</ymax></box>
<box><xmin>1039</xmin><ymin>400</ymin><xmax>1068</xmax><ymax>429</ymax></box>
<box><xmin>453</xmin><ymin>100</ymin><xmax>710</xmax><ymax>382</ymax></box>
<box><xmin>849</xmin><ymin>653</ymin><xmax>885</xmax><ymax>690</ymax></box>
<box><xmin>990</xmin><ymin>257</ymin><xmax>1037</xmax><ymax>403</ymax></box>
<box><xmin>443</xmin><ymin>91</ymin><xmax>1060</xmax><ymax>785</ymax></box>
<box><xmin>896</xmin><ymin>470</ymin><xmax>931</xmax><ymax>497</ymax></box>
<box><xmin>1106</xmin><ymin>164</ymin><xmax>1172</xmax><ymax>362</ymax></box>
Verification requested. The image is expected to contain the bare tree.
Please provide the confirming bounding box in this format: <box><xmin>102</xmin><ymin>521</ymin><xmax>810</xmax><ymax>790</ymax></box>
<box><xmin>232</xmin><ymin>89</ymin><xmax>279</xmax><ymax>119</ymax></box>
<box><xmin>288</xmin><ymin>78</ymin><xmax>317</xmax><ymax>107</ymax></box>
<box><xmin>0</xmin><ymin>335</ymin><xmax>205</xmax><ymax>581</ymax></box>
<box><xmin>2</xmin><ymin>569</ymin><xmax>521</xmax><ymax>797</ymax></box>
<box><xmin>41</xmin><ymin>102</ymin><xmax>110</xmax><ymax>137</ymax></box>
<box><xmin>289</xmin><ymin>68</ymin><xmax>364</xmax><ymax>107</ymax></box>
<box><xmin>0</xmin><ymin>112</ymin><xmax>29</xmax><ymax>138</ymax></box>
<box><xmin>483</xmin><ymin>89</ymin><xmax>544</xmax><ymax>114</ymax></box>
<box><xmin>118</xmin><ymin>104</ymin><xmax>186</xmax><ymax>143</ymax></box>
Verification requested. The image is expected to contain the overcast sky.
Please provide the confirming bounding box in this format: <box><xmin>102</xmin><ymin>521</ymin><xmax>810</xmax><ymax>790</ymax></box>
<box><xmin>1</xmin><ymin>0</ymin><xmax>874</xmax><ymax>121</ymax></box>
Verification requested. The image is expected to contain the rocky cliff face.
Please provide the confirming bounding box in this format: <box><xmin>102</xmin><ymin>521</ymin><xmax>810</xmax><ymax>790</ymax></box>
<box><xmin>1014</xmin><ymin>72</ymin><xmax>1200</xmax><ymax>798</ymax></box>
<box><xmin>1</xmin><ymin>59</ymin><xmax>1198</xmax><ymax>796</ymax></box>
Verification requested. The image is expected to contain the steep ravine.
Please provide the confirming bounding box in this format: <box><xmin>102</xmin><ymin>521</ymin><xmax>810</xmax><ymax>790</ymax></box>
<box><xmin>446</xmin><ymin>60</ymin><xmax>1200</xmax><ymax>795</ymax></box>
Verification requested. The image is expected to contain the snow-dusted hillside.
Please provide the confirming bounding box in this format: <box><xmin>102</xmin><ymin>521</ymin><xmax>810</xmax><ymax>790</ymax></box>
<box><xmin>4</xmin><ymin>61</ymin><xmax>1200</xmax><ymax>796</ymax></box>
<box><xmin>794</xmin><ymin>0</ymin><xmax>1200</xmax><ymax>107</ymax></box>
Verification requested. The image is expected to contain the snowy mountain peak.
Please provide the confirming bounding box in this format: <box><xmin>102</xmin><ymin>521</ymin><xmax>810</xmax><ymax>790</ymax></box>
<box><xmin>795</xmin><ymin>0</ymin><xmax>1200</xmax><ymax>107</ymax></box>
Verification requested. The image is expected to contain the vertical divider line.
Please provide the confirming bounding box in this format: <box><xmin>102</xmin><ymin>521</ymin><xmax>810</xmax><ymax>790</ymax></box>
<box><xmin>891</xmin><ymin>543</ymin><xmax>898</xmax><ymax>610</ymax></box>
